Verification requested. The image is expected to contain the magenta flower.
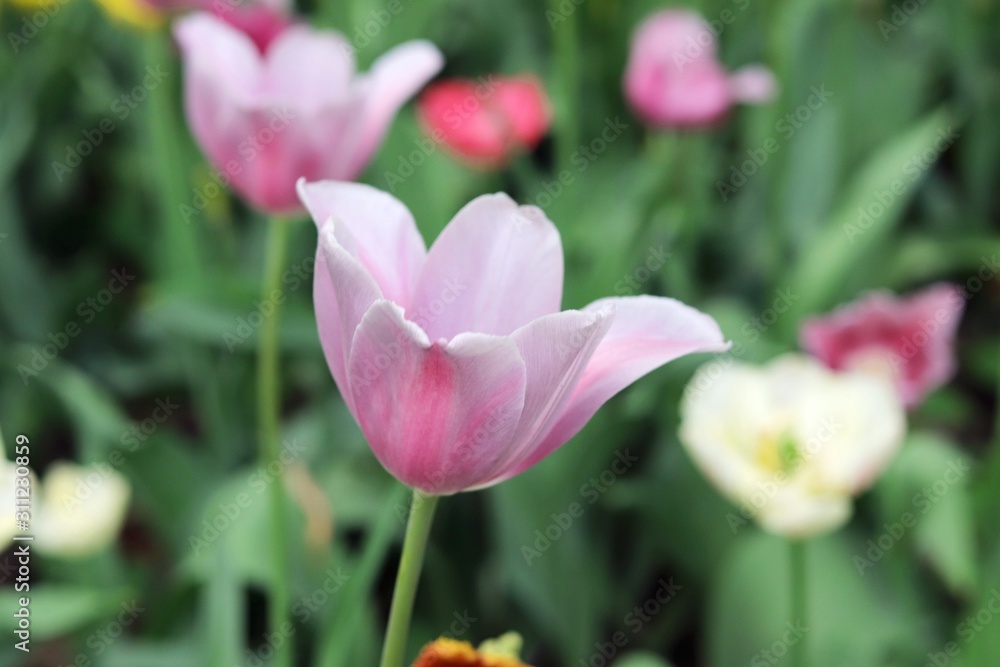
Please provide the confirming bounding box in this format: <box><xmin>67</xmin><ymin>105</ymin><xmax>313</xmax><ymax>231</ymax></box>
<box><xmin>297</xmin><ymin>180</ymin><xmax>728</xmax><ymax>495</ymax></box>
<box><xmin>173</xmin><ymin>13</ymin><xmax>443</xmax><ymax>214</ymax></box>
<box><xmin>623</xmin><ymin>9</ymin><xmax>776</xmax><ymax>129</ymax></box>
<box><xmin>800</xmin><ymin>284</ymin><xmax>964</xmax><ymax>408</ymax></box>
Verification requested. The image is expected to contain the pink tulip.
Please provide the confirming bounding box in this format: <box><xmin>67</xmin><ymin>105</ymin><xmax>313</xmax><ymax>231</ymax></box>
<box><xmin>800</xmin><ymin>284</ymin><xmax>964</xmax><ymax>408</ymax></box>
<box><xmin>624</xmin><ymin>9</ymin><xmax>776</xmax><ymax>128</ymax></box>
<box><xmin>173</xmin><ymin>13</ymin><xmax>443</xmax><ymax>214</ymax></box>
<box><xmin>417</xmin><ymin>75</ymin><xmax>552</xmax><ymax>168</ymax></box>
<box><xmin>298</xmin><ymin>179</ymin><xmax>729</xmax><ymax>495</ymax></box>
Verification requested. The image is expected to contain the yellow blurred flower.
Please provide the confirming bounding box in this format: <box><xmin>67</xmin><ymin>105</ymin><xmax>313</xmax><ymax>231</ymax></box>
<box><xmin>93</xmin><ymin>0</ymin><xmax>162</xmax><ymax>29</ymax></box>
<box><xmin>5</xmin><ymin>0</ymin><xmax>162</xmax><ymax>29</ymax></box>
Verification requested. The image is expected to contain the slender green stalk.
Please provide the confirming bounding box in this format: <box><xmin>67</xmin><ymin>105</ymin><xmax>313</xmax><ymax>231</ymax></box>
<box><xmin>789</xmin><ymin>540</ymin><xmax>807</xmax><ymax>667</ymax></box>
<box><xmin>379</xmin><ymin>491</ymin><xmax>440</xmax><ymax>667</ymax></box>
<box><xmin>549</xmin><ymin>0</ymin><xmax>581</xmax><ymax>176</ymax></box>
<box><xmin>258</xmin><ymin>217</ymin><xmax>292</xmax><ymax>667</ymax></box>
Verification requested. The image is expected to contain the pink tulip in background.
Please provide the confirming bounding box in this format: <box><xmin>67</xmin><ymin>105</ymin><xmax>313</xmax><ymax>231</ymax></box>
<box><xmin>297</xmin><ymin>179</ymin><xmax>729</xmax><ymax>495</ymax></box>
<box><xmin>624</xmin><ymin>9</ymin><xmax>776</xmax><ymax>128</ymax></box>
<box><xmin>800</xmin><ymin>284</ymin><xmax>964</xmax><ymax>408</ymax></box>
<box><xmin>173</xmin><ymin>13</ymin><xmax>443</xmax><ymax>214</ymax></box>
<box><xmin>417</xmin><ymin>75</ymin><xmax>552</xmax><ymax>168</ymax></box>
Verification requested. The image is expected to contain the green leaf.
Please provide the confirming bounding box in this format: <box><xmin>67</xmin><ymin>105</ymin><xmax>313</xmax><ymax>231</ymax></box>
<box><xmin>875</xmin><ymin>432</ymin><xmax>978</xmax><ymax>597</ymax></box>
<box><xmin>0</xmin><ymin>585</ymin><xmax>132</xmax><ymax>642</ymax></box>
<box><xmin>615</xmin><ymin>651</ymin><xmax>675</xmax><ymax>667</ymax></box>
<box><xmin>784</xmin><ymin>107</ymin><xmax>956</xmax><ymax>321</ymax></box>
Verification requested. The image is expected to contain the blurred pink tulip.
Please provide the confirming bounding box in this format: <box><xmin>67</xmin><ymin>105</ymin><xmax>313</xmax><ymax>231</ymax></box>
<box><xmin>297</xmin><ymin>179</ymin><xmax>729</xmax><ymax>495</ymax></box>
<box><xmin>800</xmin><ymin>284</ymin><xmax>964</xmax><ymax>408</ymax></box>
<box><xmin>417</xmin><ymin>75</ymin><xmax>552</xmax><ymax>168</ymax></box>
<box><xmin>174</xmin><ymin>13</ymin><xmax>443</xmax><ymax>214</ymax></box>
<box><xmin>624</xmin><ymin>9</ymin><xmax>776</xmax><ymax>128</ymax></box>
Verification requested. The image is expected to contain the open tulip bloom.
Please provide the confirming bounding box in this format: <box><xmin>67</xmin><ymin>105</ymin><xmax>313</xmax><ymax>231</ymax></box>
<box><xmin>297</xmin><ymin>179</ymin><xmax>727</xmax><ymax>666</ymax></box>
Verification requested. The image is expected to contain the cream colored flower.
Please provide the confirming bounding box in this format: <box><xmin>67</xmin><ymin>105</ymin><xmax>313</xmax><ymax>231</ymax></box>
<box><xmin>0</xmin><ymin>455</ymin><xmax>19</xmax><ymax>547</ymax></box>
<box><xmin>34</xmin><ymin>462</ymin><xmax>130</xmax><ymax>557</ymax></box>
<box><xmin>679</xmin><ymin>354</ymin><xmax>906</xmax><ymax>537</ymax></box>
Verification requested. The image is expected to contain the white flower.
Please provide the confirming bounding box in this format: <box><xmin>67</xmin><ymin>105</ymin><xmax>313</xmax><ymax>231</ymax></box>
<box><xmin>0</xmin><ymin>455</ymin><xmax>19</xmax><ymax>546</ymax></box>
<box><xmin>34</xmin><ymin>462</ymin><xmax>130</xmax><ymax>558</ymax></box>
<box><xmin>679</xmin><ymin>354</ymin><xmax>906</xmax><ymax>537</ymax></box>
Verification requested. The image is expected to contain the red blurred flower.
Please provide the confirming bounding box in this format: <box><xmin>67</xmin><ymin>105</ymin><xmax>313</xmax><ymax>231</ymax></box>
<box><xmin>418</xmin><ymin>75</ymin><xmax>551</xmax><ymax>168</ymax></box>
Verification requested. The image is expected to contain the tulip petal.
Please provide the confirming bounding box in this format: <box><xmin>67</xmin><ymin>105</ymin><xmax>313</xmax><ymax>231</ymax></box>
<box><xmin>348</xmin><ymin>40</ymin><xmax>444</xmax><ymax>175</ymax></box>
<box><xmin>468</xmin><ymin>308</ymin><xmax>615</xmax><ymax>489</ymax></box>
<box><xmin>298</xmin><ymin>180</ymin><xmax>426</xmax><ymax>307</ymax></box>
<box><xmin>314</xmin><ymin>223</ymin><xmax>384</xmax><ymax>415</ymax></box>
<box><xmin>793</xmin><ymin>366</ymin><xmax>906</xmax><ymax>494</ymax></box>
<box><xmin>756</xmin><ymin>490</ymin><xmax>851</xmax><ymax>538</ymax></box>
<box><xmin>410</xmin><ymin>194</ymin><xmax>563</xmax><ymax>339</ymax></box>
<box><xmin>174</xmin><ymin>13</ymin><xmax>262</xmax><ymax>108</ymax></box>
<box><xmin>348</xmin><ymin>301</ymin><xmax>526</xmax><ymax>495</ymax></box>
<box><xmin>517</xmin><ymin>296</ymin><xmax>728</xmax><ymax>473</ymax></box>
<box><xmin>264</xmin><ymin>25</ymin><xmax>355</xmax><ymax>111</ymax></box>
<box><xmin>175</xmin><ymin>14</ymin><xmax>265</xmax><ymax>196</ymax></box>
